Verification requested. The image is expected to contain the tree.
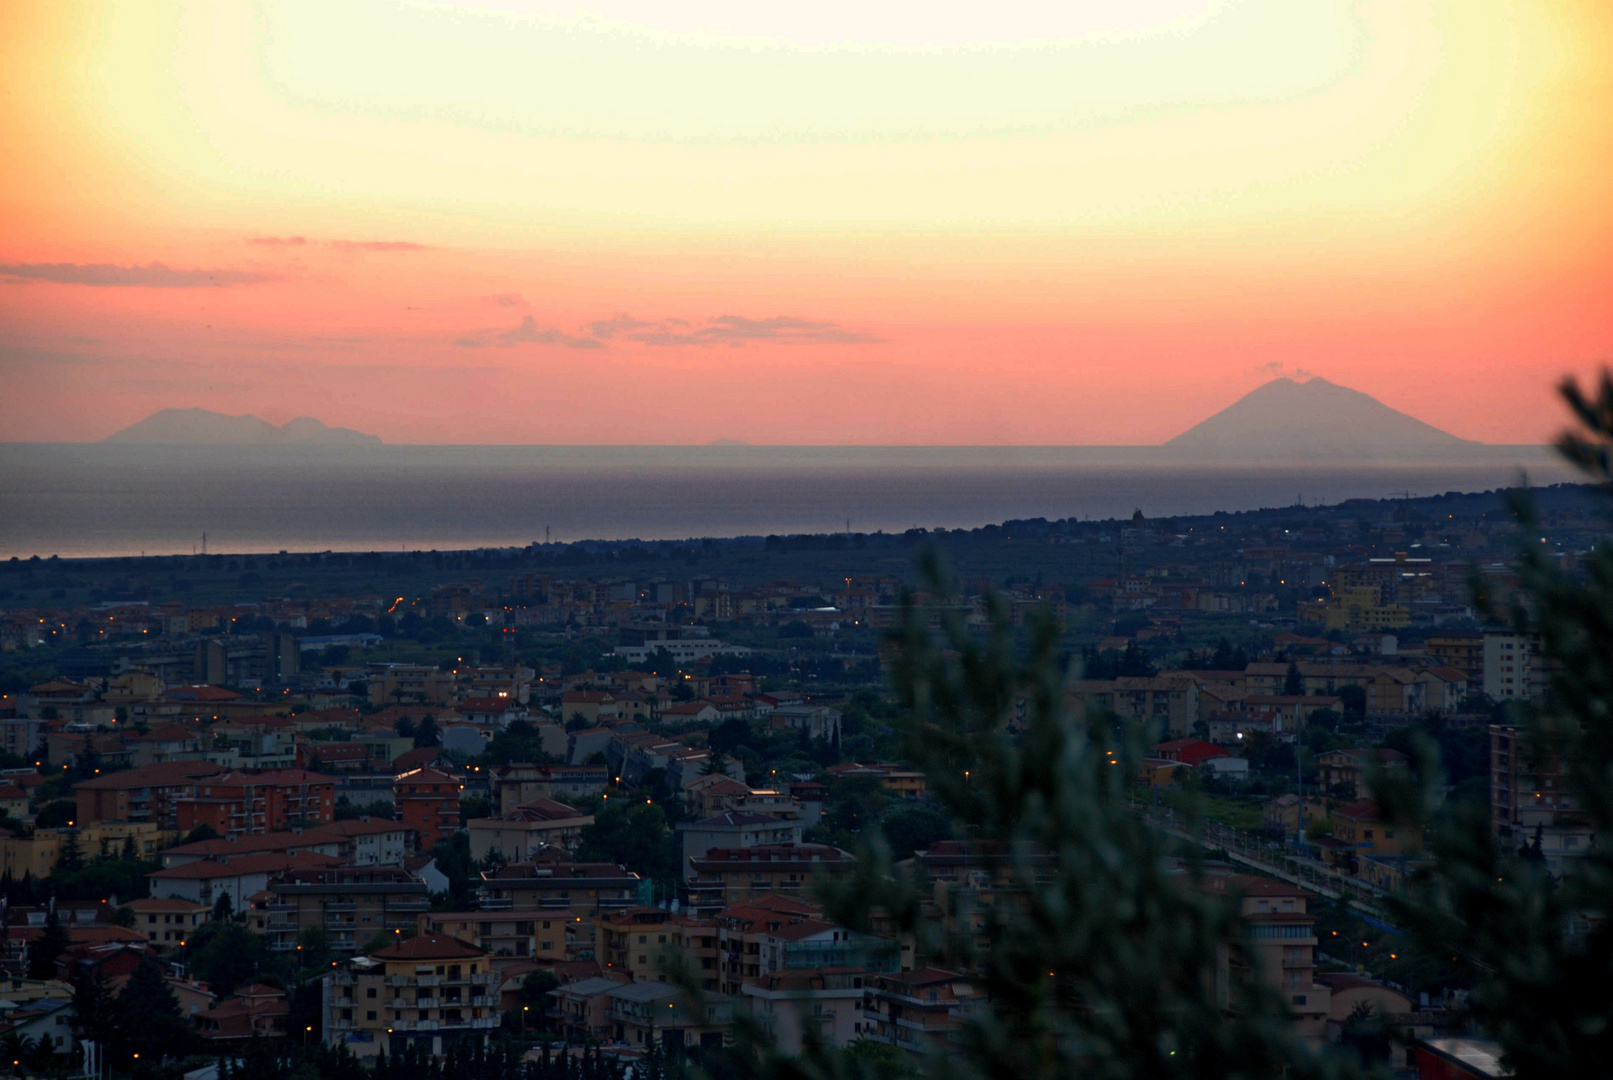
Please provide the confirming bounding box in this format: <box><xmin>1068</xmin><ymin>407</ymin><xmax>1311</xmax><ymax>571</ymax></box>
<box><xmin>728</xmin><ymin>561</ymin><xmax>1342</xmax><ymax>1080</ymax></box>
<box><xmin>212</xmin><ymin>891</ymin><xmax>234</xmax><ymax>921</ymax></box>
<box><xmin>35</xmin><ymin>799</ymin><xmax>76</xmax><ymax>829</ymax></box>
<box><xmin>56</xmin><ymin>828</ymin><xmax>85</xmax><ymax>872</ymax></box>
<box><xmin>181</xmin><ymin>823</ymin><xmax>220</xmax><ymax>844</ymax></box>
<box><xmin>186</xmin><ymin>919</ymin><xmax>275</xmax><ymax>998</ymax></box>
<box><xmin>413</xmin><ymin>716</ymin><xmax>441</xmax><ymax>748</ymax></box>
<box><xmin>577</xmin><ymin>800</ymin><xmax>678</xmax><ymax>892</ymax></box>
<box><xmin>71</xmin><ymin>967</ymin><xmax>118</xmax><ymax>1048</ymax></box>
<box><xmin>1375</xmin><ymin>370</ymin><xmax>1613</xmax><ymax>1079</ymax></box>
<box><xmin>28</xmin><ymin>909</ymin><xmax>68</xmax><ymax>980</ymax></box>
<box><xmin>114</xmin><ymin>958</ymin><xmax>191</xmax><ymax>1063</ymax></box>
<box><xmin>1283</xmin><ymin>660</ymin><xmax>1304</xmax><ymax>696</ymax></box>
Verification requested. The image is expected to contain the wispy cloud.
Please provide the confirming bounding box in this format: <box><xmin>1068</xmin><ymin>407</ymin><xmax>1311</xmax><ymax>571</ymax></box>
<box><xmin>454</xmin><ymin>315</ymin><xmax>603</xmax><ymax>350</ymax></box>
<box><xmin>1253</xmin><ymin>361</ymin><xmax>1312</xmax><ymax>379</ymax></box>
<box><xmin>328</xmin><ymin>240</ymin><xmax>428</xmax><ymax>253</ymax></box>
<box><xmin>491</xmin><ymin>293</ymin><xmax>528</xmax><ymax>308</ymax></box>
<box><xmin>243</xmin><ymin>236</ymin><xmax>425</xmax><ymax>252</ymax></box>
<box><xmin>588</xmin><ymin>314</ymin><xmax>667</xmax><ymax>339</ymax></box>
<box><xmin>0</xmin><ymin>262</ymin><xmax>277</xmax><ymax>288</ymax></box>
<box><xmin>455</xmin><ymin>310</ymin><xmax>881</xmax><ymax>351</ymax></box>
<box><xmin>620</xmin><ymin>314</ymin><xmax>881</xmax><ymax>347</ymax></box>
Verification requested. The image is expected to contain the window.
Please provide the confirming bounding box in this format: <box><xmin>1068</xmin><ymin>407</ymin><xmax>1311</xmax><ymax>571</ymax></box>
<box><xmin>1291</xmin><ymin>995</ymin><xmax>1307</xmax><ymax>1005</ymax></box>
<box><xmin>639</xmin><ymin>935</ymin><xmax>647</xmax><ymax>945</ymax></box>
<box><xmin>367</xmin><ymin>1011</ymin><xmax>376</xmax><ymax>1021</ymax></box>
<box><xmin>366</xmin><ymin>988</ymin><xmax>377</xmax><ymax>999</ymax></box>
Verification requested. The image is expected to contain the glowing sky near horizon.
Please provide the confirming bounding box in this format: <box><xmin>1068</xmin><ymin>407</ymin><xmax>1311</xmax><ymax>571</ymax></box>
<box><xmin>2</xmin><ymin>0</ymin><xmax>1610</xmax><ymax>444</ymax></box>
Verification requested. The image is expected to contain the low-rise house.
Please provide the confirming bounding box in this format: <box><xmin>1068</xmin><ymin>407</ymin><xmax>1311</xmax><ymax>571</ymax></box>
<box><xmin>147</xmin><ymin>851</ymin><xmax>342</xmax><ymax>911</ymax></box>
<box><xmin>194</xmin><ymin>984</ymin><xmax>289</xmax><ymax>1042</ymax></box>
<box><xmin>1331</xmin><ymin>800</ymin><xmax>1419</xmax><ymax>866</ymax></box>
<box><xmin>0</xmin><ymin>997</ymin><xmax>75</xmax><ymax>1055</ymax></box>
<box><xmin>124</xmin><ymin>897</ymin><xmax>208</xmax><ymax>950</ymax></box>
<box><xmin>549</xmin><ymin>976</ymin><xmax>632</xmax><ymax>1043</ymax></box>
<box><xmin>604</xmin><ymin>981</ymin><xmax>731</xmax><ymax>1051</ymax></box>
<box><xmin>1315</xmin><ymin>748</ymin><xmax>1408</xmax><ymax>801</ymax></box>
<box><xmin>159</xmin><ymin>830</ymin><xmax>343</xmax><ymax>868</ymax></box>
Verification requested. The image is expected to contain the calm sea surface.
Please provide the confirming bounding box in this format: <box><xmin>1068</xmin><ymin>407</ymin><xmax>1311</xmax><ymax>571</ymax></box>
<box><xmin>0</xmin><ymin>444</ymin><xmax>1572</xmax><ymax>559</ymax></box>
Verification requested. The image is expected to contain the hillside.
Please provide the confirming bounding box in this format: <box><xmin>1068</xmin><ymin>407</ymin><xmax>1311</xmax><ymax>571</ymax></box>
<box><xmin>1165</xmin><ymin>377</ymin><xmax>1477</xmax><ymax>458</ymax></box>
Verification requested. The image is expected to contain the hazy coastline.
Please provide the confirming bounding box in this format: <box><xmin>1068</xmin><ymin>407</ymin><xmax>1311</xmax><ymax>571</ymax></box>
<box><xmin>0</xmin><ymin>443</ymin><xmax>1573</xmax><ymax>560</ymax></box>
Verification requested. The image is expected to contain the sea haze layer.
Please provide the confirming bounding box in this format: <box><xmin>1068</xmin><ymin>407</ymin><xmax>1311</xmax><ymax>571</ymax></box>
<box><xmin>0</xmin><ymin>444</ymin><xmax>1573</xmax><ymax>559</ymax></box>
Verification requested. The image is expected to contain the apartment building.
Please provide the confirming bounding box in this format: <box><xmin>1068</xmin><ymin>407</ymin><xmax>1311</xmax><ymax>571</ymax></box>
<box><xmin>1490</xmin><ymin>723</ymin><xmax>1594</xmax><ymax>873</ymax></box>
<box><xmin>260</xmin><ymin>865</ymin><xmax>430</xmax><ymax>953</ymax></box>
<box><xmin>172</xmin><ymin>769</ymin><xmax>337</xmax><ymax>836</ymax></box>
<box><xmin>1484</xmin><ymin>632</ymin><xmax>1548</xmax><ymax>702</ymax></box>
<box><xmin>1195</xmin><ymin>872</ymin><xmax>1330</xmax><ymax>1041</ymax></box>
<box><xmin>859</xmin><ymin>969</ymin><xmax>978</xmax><ymax>1056</ymax></box>
<box><xmin>685</xmin><ymin>843</ymin><xmax>852</xmax><ymax>916</ymax></box>
<box><xmin>418</xmin><ymin>909</ymin><xmax>571</xmax><ymax>965</ymax></box>
<box><xmin>324</xmin><ymin>934</ymin><xmax>499</xmax><ymax>1059</ymax></box>
<box><xmin>1070</xmin><ymin>675</ymin><xmax>1201</xmax><ymax>736</ymax></box>
<box><xmin>679</xmin><ymin>814</ymin><xmax>805</xmax><ymax>883</ymax></box>
<box><xmin>74</xmin><ymin>760</ymin><xmax>225</xmax><ymax>827</ymax></box>
<box><xmin>743</xmin><ymin>968</ymin><xmax>867</xmax><ymax>1053</ymax></box>
<box><xmin>467</xmin><ymin>798</ymin><xmax>594</xmax><ymax>862</ymax></box>
<box><xmin>597</xmin><ymin>907</ymin><xmax>718</xmax><ymax>988</ymax></box>
<box><xmin>490</xmin><ymin>762</ymin><xmax>604</xmax><ymax>812</ymax></box>
<box><xmin>477</xmin><ymin>857</ymin><xmax>646</xmax><ymax>959</ymax></box>
<box><xmin>393</xmin><ymin>767</ymin><xmax>461</xmax><ymax>852</ymax></box>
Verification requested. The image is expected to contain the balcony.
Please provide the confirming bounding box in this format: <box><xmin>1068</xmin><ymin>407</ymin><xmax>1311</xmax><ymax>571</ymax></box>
<box><xmin>386</xmin><ymin>1016</ymin><xmax>499</xmax><ymax>1033</ymax></box>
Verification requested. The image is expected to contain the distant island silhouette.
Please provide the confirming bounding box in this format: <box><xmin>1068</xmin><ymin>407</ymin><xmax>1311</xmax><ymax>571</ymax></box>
<box><xmin>103</xmin><ymin>408</ymin><xmax>382</xmax><ymax>446</ymax></box>
<box><xmin>1165</xmin><ymin>377</ymin><xmax>1477</xmax><ymax>458</ymax></box>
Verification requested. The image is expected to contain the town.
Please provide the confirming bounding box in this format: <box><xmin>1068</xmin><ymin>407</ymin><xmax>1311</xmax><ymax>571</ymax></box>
<box><xmin>0</xmin><ymin>482</ymin><xmax>1596</xmax><ymax>1079</ymax></box>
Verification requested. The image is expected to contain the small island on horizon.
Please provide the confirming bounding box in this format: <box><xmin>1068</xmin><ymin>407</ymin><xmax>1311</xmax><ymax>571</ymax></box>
<box><xmin>102</xmin><ymin>407</ymin><xmax>383</xmax><ymax>446</ymax></box>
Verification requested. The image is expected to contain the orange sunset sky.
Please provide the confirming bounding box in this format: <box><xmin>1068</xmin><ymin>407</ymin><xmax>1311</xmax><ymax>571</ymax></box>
<box><xmin>2</xmin><ymin>0</ymin><xmax>1611</xmax><ymax>445</ymax></box>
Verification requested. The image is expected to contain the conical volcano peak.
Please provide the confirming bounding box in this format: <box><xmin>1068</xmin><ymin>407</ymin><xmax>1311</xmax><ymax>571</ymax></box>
<box><xmin>1165</xmin><ymin>377</ymin><xmax>1476</xmax><ymax>458</ymax></box>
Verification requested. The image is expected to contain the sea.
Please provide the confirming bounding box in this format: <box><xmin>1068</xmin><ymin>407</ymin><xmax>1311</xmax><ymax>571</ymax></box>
<box><xmin>0</xmin><ymin>444</ymin><xmax>1576</xmax><ymax>560</ymax></box>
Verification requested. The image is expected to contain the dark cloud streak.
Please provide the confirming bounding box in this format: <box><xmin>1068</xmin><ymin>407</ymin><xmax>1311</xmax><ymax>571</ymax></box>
<box><xmin>0</xmin><ymin>262</ymin><xmax>277</xmax><ymax>288</ymax></box>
